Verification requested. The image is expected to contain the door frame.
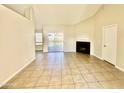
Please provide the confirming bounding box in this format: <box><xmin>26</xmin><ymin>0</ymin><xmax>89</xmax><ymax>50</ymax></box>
<box><xmin>102</xmin><ymin>24</ymin><xmax>118</xmax><ymax>65</ymax></box>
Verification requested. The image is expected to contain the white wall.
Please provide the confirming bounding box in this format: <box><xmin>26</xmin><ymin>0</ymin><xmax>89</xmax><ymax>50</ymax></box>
<box><xmin>75</xmin><ymin>17</ymin><xmax>95</xmax><ymax>55</ymax></box>
<box><xmin>41</xmin><ymin>15</ymin><xmax>95</xmax><ymax>53</ymax></box>
<box><xmin>64</xmin><ymin>25</ymin><xmax>76</xmax><ymax>52</ymax></box>
<box><xmin>94</xmin><ymin>5</ymin><xmax>124</xmax><ymax>70</ymax></box>
<box><xmin>77</xmin><ymin>4</ymin><xmax>124</xmax><ymax>71</ymax></box>
<box><xmin>0</xmin><ymin>5</ymin><xmax>35</xmax><ymax>86</ymax></box>
<box><xmin>94</xmin><ymin>6</ymin><xmax>105</xmax><ymax>58</ymax></box>
<box><xmin>41</xmin><ymin>21</ymin><xmax>95</xmax><ymax>53</ymax></box>
<box><xmin>41</xmin><ymin>24</ymin><xmax>76</xmax><ymax>52</ymax></box>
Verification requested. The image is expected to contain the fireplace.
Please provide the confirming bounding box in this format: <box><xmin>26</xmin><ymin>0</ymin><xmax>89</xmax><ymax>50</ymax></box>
<box><xmin>76</xmin><ymin>41</ymin><xmax>90</xmax><ymax>54</ymax></box>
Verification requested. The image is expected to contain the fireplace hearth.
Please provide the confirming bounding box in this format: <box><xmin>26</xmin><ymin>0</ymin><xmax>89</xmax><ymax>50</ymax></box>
<box><xmin>76</xmin><ymin>41</ymin><xmax>90</xmax><ymax>54</ymax></box>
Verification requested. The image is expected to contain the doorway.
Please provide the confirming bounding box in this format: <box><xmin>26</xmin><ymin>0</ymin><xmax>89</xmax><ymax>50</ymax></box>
<box><xmin>102</xmin><ymin>24</ymin><xmax>117</xmax><ymax>65</ymax></box>
<box><xmin>48</xmin><ymin>32</ymin><xmax>64</xmax><ymax>52</ymax></box>
<box><xmin>35</xmin><ymin>32</ymin><xmax>43</xmax><ymax>51</ymax></box>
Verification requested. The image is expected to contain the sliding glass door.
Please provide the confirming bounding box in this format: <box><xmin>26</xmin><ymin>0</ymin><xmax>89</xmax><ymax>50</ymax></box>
<box><xmin>48</xmin><ymin>32</ymin><xmax>63</xmax><ymax>52</ymax></box>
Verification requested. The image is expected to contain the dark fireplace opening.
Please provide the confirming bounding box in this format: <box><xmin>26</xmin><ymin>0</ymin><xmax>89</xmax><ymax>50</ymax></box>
<box><xmin>76</xmin><ymin>41</ymin><xmax>90</xmax><ymax>54</ymax></box>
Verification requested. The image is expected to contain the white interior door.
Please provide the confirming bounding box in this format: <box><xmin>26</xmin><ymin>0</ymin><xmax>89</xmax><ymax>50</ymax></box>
<box><xmin>102</xmin><ymin>24</ymin><xmax>117</xmax><ymax>65</ymax></box>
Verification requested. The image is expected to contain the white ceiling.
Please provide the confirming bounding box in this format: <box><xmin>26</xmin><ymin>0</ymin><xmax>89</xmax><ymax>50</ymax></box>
<box><xmin>4</xmin><ymin>4</ymin><xmax>102</xmax><ymax>26</ymax></box>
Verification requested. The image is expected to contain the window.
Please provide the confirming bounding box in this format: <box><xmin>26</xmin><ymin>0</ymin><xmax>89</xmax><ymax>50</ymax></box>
<box><xmin>35</xmin><ymin>33</ymin><xmax>42</xmax><ymax>45</ymax></box>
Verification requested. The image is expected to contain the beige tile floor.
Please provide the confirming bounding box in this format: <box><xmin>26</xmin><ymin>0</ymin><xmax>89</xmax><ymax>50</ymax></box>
<box><xmin>1</xmin><ymin>52</ymin><xmax>124</xmax><ymax>89</ymax></box>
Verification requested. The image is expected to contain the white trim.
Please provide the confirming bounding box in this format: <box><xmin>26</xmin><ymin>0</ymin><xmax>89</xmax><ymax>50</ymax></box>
<box><xmin>64</xmin><ymin>50</ymin><xmax>76</xmax><ymax>52</ymax></box>
<box><xmin>0</xmin><ymin>57</ymin><xmax>35</xmax><ymax>87</ymax></box>
<box><xmin>115</xmin><ymin>66</ymin><xmax>124</xmax><ymax>72</ymax></box>
<box><xmin>93</xmin><ymin>54</ymin><xmax>103</xmax><ymax>60</ymax></box>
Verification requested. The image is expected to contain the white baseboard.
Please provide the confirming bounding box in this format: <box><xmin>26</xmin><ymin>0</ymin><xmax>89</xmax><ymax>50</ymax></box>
<box><xmin>64</xmin><ymin>50</ymin><xmax>76</xmax><ymax>52</ymax></box>
<box><xmin>115</xmin><ymin>66</ymin><xmax>124</xmax><ymax>72</ymax></box>
<box><xmin>93</xmin><ymin>54</ymin><xmax>103</xmax><ymax>60</ymax></box>
<box><xmin>0</xmin><ymin>56</ymin><xmax>35</xmax><ymax>87</ymax></box>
